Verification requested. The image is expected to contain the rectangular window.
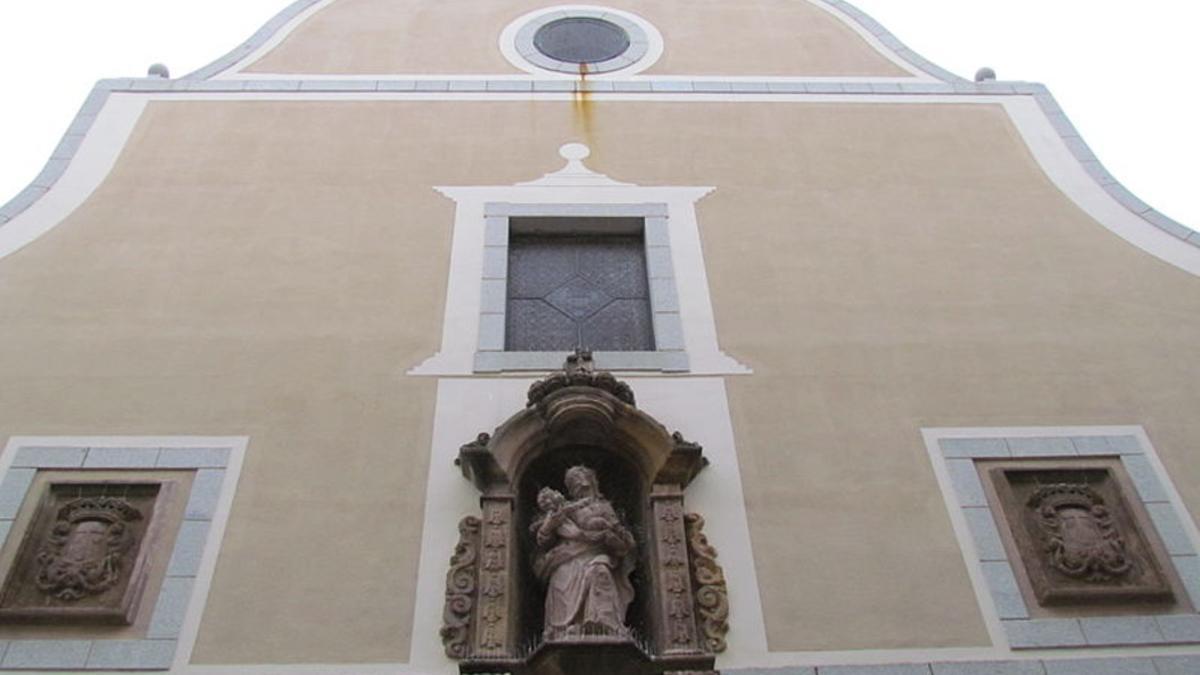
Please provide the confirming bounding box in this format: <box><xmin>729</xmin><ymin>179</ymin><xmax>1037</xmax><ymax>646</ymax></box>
<box><xmin>506</xmin><ymin>217</ymin><xmax>654</xmax><ymax>352</ymax></box>
<box><xmin>474</xmin><ymin>204</ymin><xmax>687</xmax><ymax>373</ymax></box>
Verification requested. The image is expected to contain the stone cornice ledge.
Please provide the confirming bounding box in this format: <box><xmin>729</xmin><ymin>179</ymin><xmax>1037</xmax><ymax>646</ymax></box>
<box><xmin>2</xmin><ymin>77</ymin><xmax>1196</xmax><ymax>253</ymax></box>
<box><xmin>724</xmin><ymin>654</ymin><xmax>1199</xmax><ymax>674</ymax></box>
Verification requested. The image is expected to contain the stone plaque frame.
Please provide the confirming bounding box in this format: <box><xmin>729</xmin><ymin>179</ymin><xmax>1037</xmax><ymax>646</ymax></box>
<box><xmin>980</xmin><ymin>458</ymin><xmax>1179</xmax><ymax>609</ymax></box>
<box><xmin>0</xmin><ymin>480</ymin><xmax>176</xmax><ymax>625</ymax></box>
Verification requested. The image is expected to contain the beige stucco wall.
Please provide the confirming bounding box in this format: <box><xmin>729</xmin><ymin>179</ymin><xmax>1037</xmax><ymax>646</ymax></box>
<box><xmin>244</xmin><ymin>0</ymin><xmax>909</xmax><ymax>77</ymax></box>
<box><xmin>0</xmin><ymin>101</ymin><xmax>454</xmax><ymax>664</ymax></box>
<box><xmin>2</xmin><ymin>98</ymin><xmax>1199</xmax><ymax>659</ymax></box>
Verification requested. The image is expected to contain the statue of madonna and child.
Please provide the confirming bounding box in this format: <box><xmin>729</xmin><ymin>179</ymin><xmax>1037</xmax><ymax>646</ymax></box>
<box><xmin>530</xmin><ymin>465</ymin><xmax>637</xmax><ymax>641</ymax></box>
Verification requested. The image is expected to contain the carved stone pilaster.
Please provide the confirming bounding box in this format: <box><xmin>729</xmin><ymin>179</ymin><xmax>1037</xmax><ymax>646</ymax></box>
<box><xmin>649</xmin><ymin>493</ymin><xmax>701</xmax><ymax>655</ymax></box>
<box><xmin>474</xmin><ymin>496</ymin><xmax>515</xmax><ymax>658</ymax></box>
<box><xmin>440</xmin><ymin>516</ymin><xmax>481</xmax><ymax>659</ymax></box>
<box><xmin>684</xmin><ymin>513</ymin><xmax>729</xmax><ymax>653</ymax></box>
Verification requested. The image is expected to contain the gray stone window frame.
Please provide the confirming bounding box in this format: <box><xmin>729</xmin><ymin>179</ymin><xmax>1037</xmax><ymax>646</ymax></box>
<box><xmin>476</xmin><ymin>202</ymin><xmax>687</xmax><ymax>373</ymax></box>
<box><xmin>0</xmin><ymin>443</ymin><xmax>234</xmax><ymax>671</ymax></box>
<box><xmin>514</xmin><ymin>9</ymin><xmax>649</xmax><ymax>75</ymax></box>
<box><xmin>937</xmin><ymin>432</ymin><xmax>1200</xmax><ymax>650</ymax></box>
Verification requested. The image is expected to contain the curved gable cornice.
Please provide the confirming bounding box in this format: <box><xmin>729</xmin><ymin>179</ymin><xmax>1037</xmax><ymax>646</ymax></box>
<box><xmin>1</xmin><ymin>0</ymin><xmax>1197</xmax><ymax>267</ymax></box>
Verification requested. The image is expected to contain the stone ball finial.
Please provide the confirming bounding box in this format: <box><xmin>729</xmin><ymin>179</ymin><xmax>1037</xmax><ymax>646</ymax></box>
<box><xmin>147</xmin><ymin>63</ymin><xmax>170</xmax><ymax>79</ymax></box>
<box><xmin>974</xmin><ymin>67</ymin><xmax>997</xmax><ymax>83</ymax></box>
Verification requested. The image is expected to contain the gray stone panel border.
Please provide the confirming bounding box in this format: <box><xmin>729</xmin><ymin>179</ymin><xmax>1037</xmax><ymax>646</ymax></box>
<box><xmin>2</xmin><ymin>1</ymin><xmax>1196</xmax><ymax>252</ymax></box>
<box><xmin>724</xmin><ymin>655</ymin><xmax>1200</xmax><ymax>674</ymax></box>
<box><xmin>474</xmin><ymin>202</ymin><xmax>689</xmax><ymax>373</ymax></box>
<box><xmin>0</xmin><ymin>442</ymin><xmax>234</xmax><ymax>671</ymax></box>
<box><xmin>934</xmin><ymin>431</ymin><xmax>1200</xmax><ymax>650</ymax></box>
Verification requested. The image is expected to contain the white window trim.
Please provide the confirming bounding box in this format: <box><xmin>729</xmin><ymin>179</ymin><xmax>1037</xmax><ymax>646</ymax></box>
<box><xmin>410</xmin><ymin>143</ymin><xmax>749</xmax><ymax>376</ymax></box>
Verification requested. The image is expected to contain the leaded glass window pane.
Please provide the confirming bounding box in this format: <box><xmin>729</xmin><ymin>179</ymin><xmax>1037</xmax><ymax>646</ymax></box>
<box><xmin>506</xmin><ymin>233</ymin><xmax>654</xmax><ymax>351</ymax></box>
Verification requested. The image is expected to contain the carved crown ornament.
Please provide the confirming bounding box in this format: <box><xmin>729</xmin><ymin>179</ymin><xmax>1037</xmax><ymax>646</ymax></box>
<box><xmin>443</xmin><ymin>350</ymin><xmax>727</xmax><ymax>675</ymax></box>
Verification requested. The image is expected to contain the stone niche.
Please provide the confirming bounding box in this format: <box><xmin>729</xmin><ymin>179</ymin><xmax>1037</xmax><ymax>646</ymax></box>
<box><xmin>442</xmin><ymin>351</ymin><xmax>728</xmax><ymax>675</ymax></box>
<box><xmin>0</xmin><ymin>481</ymin><xmax>171</xmax><ymax>625</ymax></box>
<box><xmin>981</xmin><ymin>459</ymin><xmax>1183</xmax><ymax>611</ymax></box>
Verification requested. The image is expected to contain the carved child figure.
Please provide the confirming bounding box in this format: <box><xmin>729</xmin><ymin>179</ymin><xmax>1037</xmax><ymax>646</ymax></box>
<box><xmin>529</xmin><ymin>467</ymin><xmax>636</xmax><ymax>641</ymax></box>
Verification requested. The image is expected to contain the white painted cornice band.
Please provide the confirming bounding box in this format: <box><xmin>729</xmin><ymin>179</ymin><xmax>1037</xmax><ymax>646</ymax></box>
<box><xmin>1</xmin><ymin>0</ymin><xmax>1195</xmax><ymax>260</ymax></box>
<box><xmin>3</xmin><ymin>77</ymin><xmax>1196</xmax><ymax>256</ymax></box>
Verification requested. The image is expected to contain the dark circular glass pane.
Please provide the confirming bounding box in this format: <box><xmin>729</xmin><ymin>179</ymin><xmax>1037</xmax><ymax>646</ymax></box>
<box><xmin>533</xmin><ymin>17</ymin><xmax>631</xmax><ymax>64</ymax></box>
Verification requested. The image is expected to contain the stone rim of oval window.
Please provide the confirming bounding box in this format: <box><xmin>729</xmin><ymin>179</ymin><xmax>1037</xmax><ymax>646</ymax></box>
<box><xmin>502</xmin><ymin>6</ymin><xmax>662</xmax><ymax>77</ymax></box>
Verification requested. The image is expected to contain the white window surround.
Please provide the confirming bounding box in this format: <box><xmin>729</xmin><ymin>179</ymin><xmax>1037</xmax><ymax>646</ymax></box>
<box><xmin>410</xmin><ymin>143</ymin><xmax>750</xmax><ymax>376</ymax></box>
<box><xmin>924</xmin><ymin>426</ymin><xmax>1200</xmax><ymax>652</ymax></box>
<box><xmin>0</xmin><ymin>436</ymin><xmax>246</xmax><ymax>671</ymax></box>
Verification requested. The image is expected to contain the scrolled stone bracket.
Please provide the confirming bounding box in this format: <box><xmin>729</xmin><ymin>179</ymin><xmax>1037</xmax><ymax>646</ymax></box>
<box><xmin>684</xmin><ymin>513</ymin><xmax>729</xmax><ymax>653</ymax></box>
<box><xmin>440</xmin><ymin>515</ymin><xmax>482</xmax><ymax>659</ymax></box>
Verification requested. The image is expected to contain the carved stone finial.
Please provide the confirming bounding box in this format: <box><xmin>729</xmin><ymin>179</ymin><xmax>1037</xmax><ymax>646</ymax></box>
<box><xmin>526</xmin><ymin>349</ymin><xmax>636</xmax><ymax>407</ymax></box>
<box><xmin>684</xmin><ymin>513</ymin><xmax>728</xmax><ymax>653</ymax></box>
<box><xmin>564</xmin><ymin>348</ymin><xmax>595</xmax><ymax>375</ymax></box>
<box><xmin>1028</xmin><ymin>483</ymin><xmax>1131</xmax><ymax>583</ymax></box>
<box><xmin>974</xmin><ymin>66</ymin><xmax>997</xmax><ymax>82</ymax></box>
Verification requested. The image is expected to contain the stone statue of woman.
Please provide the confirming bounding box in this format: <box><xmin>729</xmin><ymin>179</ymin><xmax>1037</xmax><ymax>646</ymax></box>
<box><xmin>530</xmin><ymin>465</ymin><xmax>636</xmax><ymax>640</ymax></box>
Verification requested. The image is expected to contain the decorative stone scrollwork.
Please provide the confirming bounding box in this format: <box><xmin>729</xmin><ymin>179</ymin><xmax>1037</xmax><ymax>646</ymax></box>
<box><xmin>440</xmin><ymin>516</ymin><xmax>481</xmax><ymax>659</ymax></box>
<box><xmin>684</xmin><ymin>513</ymin><xmax>729</xmax><ymax>653</ymax></box>
<box><xmin>1028</xmin><ymin>483</ymin><xmax>1131</xmax><ymax>583</ymax></box>
<box><xmin>36</xmin><ymin>497</ymin><xmax>143</xmax><ymax>601</ymax></box>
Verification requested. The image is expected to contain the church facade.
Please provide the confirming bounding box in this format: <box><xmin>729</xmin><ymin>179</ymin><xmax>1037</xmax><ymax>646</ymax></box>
<box><xmin>1</xmin><ymin>1</ymin><xmax>1199</xmax><ymax>673</ymax></box>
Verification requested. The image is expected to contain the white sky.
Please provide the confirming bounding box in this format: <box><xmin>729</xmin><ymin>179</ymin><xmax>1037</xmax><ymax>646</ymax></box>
<box><xmin>0</xmin><ymin>1</ymin><xmax>1196</xmax><ymax>228</ymax></box>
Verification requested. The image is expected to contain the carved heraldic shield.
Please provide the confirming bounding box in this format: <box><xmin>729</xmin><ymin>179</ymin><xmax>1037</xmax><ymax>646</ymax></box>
<box><xmin>36</xmin><ymin>497</ymin><xmax>143</xmax><ymax>601</ymax></box>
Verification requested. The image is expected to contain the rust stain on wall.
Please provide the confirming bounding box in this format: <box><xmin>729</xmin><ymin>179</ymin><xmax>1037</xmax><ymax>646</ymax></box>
<box><xmin>572</xmin><ymin>64</ymin><xmax>595</xmax><ymax>146</ymax></box>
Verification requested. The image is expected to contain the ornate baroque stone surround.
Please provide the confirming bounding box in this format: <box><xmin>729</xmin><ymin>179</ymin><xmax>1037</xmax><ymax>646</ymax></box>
<box><xmin>441</xmin><ymin>351</ymin><xmax>728</xmax><ymax>675</ymax></box>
